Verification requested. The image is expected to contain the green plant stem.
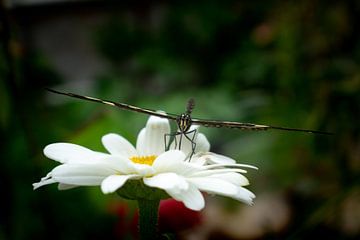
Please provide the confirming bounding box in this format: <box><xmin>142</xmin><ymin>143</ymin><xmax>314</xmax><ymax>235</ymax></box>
<box><xmin>137</xmin><ymin>199</ymin><xmax>160</xmax><ymax>240</ymax></box>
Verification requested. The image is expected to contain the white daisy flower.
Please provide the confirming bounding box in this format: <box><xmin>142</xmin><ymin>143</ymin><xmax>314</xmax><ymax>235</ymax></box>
<box><xmin>34</xmin><ymin>116</ymin><xmax>257</xmax><ymax>211</ymax></box>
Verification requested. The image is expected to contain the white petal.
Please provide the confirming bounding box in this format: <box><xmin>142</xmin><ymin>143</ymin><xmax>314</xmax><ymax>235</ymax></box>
<box><xmin>152</xmin><ymin>150</ymin><xmax>200</xmax><ymax>176</ymax></box>
<box><xmin>233</xmin><ymin>187</ymin><xmax>256</xmax><ymax>205</ymax></box>
<box><xmin>101</xmin><ymin>174</ymin><xmax>138</xmax><ymax>194</ymax></box>
<box><xmin>167</xmin><ymin>184</ymin><xmax>205</xmax><ymax>211</ymax></box>
<box><xmin>51</xmin><ymin>163</ymin><xmax>116</xmax><ymax>186</ymax></box>
<box><xmin>203</xmin><ymin>163</ymin><xmax>257</xmax><ymax>170</ymax></box>
<box><xmin>189</xmin><ymin>153</ymin><xmax>207</xmax><ymax>165</ymax></box>
<box><xmin>138</xmin><ymin>116</ymin><xmax>170</xmax><ymax>156</ymax></box>
<box><xmin>102</xmin><ymin>133</ymin><xmax>137</xmax><ymax>158</ymax></box>
<box><xmin>132</xmin><ymin>163</ymin><xmax>155</xmax><ymax>176</ymax></box>
<box><xmin>33</xmin><ymin>174</ymin><xmax>56</xmax><ymax>190</ymax></box>
<box><xmin>104</xmin><ymin>156</ymin><xmax>137</xmax><ymax>174</ymax></box>
<box><xmin>210</xmin><ymin>172</ymin><xmax>249</xmax><ymax>186</ymax></box>
<box><xmin>194</xmin><ymin>133</ymin><xmax>210</xmax><ymax>153</ymax></box>
<box><xmin>58</xmin><ymin>183</ymin><xmax>78</xmax><ymax>190</ymax></box>
<box><xmin>188</xmin><ymin>177</ymin><xmax>238</xmax><ymax>196</ymax></box>
<box><xmin>144</xmin><ymin>172</ymin><xmax>189</xmax><ymax>194</ymax></box>
<box><xmin>44</xmin><ymin>143</ymin><xmax>108</xmax><ymax>164</ymax></box>
<box><xmin>89</xmin><ymin>154</ymin><xmax>154</xmax><ymax>176</ymax></box>
<box><xmin>195</xmin><ymin>152</ymin><xmax>236</xmax><ymax>165</ymax></box>
<box><xmin>191</xmin><ymin>168</ymin><xmax>247</xmax><ymax>178</ymax></box>
<box><xmin>136</xmin><ymin>128</ymin><xmax>146</xmax><ymax>154</ymax></box>
<box><xmin>152</xmin><ymin>150</ymin><xmax>186</xmax><ymax>172</ymax></box>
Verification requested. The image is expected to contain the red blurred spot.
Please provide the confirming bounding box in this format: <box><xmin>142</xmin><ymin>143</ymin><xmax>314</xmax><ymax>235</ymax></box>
<box><xmin>159</xmin><ymin>199</ymin><xmax>203</xmax><ymax>233</ymax></box>
<box><xmin>111</xmin><ymin>199</ymin><xmax>203</xmax><ymax>238</ymax></box>
<box><xmin>110</xmin><ymin>202</ymin><xmax>139</xmax><ymax>239</ymax></box>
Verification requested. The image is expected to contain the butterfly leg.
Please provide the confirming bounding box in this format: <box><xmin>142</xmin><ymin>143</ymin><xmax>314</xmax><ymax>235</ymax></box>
<box><xmin>178</xmin><ymin>132</ymin><xmax>183</xmax><ymax>150</ymax></box>
<box><xmin>184</xmin><ymin>129</ymin><xmax>197</xmax><ymax>160</ymax></box>
<box><xmin>164</xmin><ymin>132</ymin><xmax>182</xmax><ymax>150</ymax></box>
<box><xmin>164</xmin><ymin>133</ymin><xmax>171</xmax><ymax>151</ymax></box>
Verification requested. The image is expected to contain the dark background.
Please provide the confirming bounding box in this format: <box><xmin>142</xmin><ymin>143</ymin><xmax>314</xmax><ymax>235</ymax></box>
<box><xmin>1</xmin><ymin>0</ymin><xmax>359</xmax><ymax>239</ymax></box>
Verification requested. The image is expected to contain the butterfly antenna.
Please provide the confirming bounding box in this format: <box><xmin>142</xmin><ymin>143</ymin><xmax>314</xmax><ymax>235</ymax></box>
<box><xmin>186</xmin><ymin>98</ymin><xmax>195</xmax><ymax>114</ymax></box>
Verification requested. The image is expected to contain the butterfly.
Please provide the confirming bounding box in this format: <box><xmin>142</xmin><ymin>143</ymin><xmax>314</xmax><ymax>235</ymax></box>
<box><xmin>46</xmin><ymin>88</ymin><xmax>333</xmax><ymax>156</ymax></box>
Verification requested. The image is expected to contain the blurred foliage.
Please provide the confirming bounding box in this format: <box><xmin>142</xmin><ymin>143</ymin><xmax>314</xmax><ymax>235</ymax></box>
<box><xmin>1</xmin><ymin>0</ymin><xmax>359</xmax><ymax>239</ymax></box>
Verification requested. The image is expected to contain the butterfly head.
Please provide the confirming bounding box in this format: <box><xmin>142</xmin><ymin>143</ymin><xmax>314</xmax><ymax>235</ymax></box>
<box><xmin>186</xmin><ymin>98</ymin><xmax>195</xmax><ymax>115</ymax></box>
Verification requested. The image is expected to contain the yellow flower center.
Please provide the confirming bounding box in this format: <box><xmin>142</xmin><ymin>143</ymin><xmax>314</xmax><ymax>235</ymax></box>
<box><xmin>130</xmin><ymin>155</ymin><xmax>157</xmax><ymax>166</ymax></box>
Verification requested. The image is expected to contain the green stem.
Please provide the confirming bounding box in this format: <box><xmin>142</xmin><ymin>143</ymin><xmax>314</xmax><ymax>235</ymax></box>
<box><xmin>137</xmin><ymin>199</ymin><xmax>160</xmax><ymax>240</ymax></box>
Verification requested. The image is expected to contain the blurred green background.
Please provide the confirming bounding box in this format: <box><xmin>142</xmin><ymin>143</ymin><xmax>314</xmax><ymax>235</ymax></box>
<box><xmin>1</xmin><ymin>0</ymin><xmax>359</xmax><ymax>239</ymax></box>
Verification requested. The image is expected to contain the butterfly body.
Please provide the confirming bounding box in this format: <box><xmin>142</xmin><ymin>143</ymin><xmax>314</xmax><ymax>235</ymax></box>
<box><xmin>176</xmin><ymin>113</ymin><xmax>192</xmax><ymax>133</ymax></box>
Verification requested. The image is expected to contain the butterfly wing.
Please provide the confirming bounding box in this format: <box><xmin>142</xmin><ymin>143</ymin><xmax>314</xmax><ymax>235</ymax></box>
<box><xmin>46</xmin><ymin>88</ymin><xmax>178</xmax><ymax>120</ymax></box>
<box><xmin>192</xmin><ymin>118</ymin><xmax>333</xmax><ymax>135</ymax></box>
